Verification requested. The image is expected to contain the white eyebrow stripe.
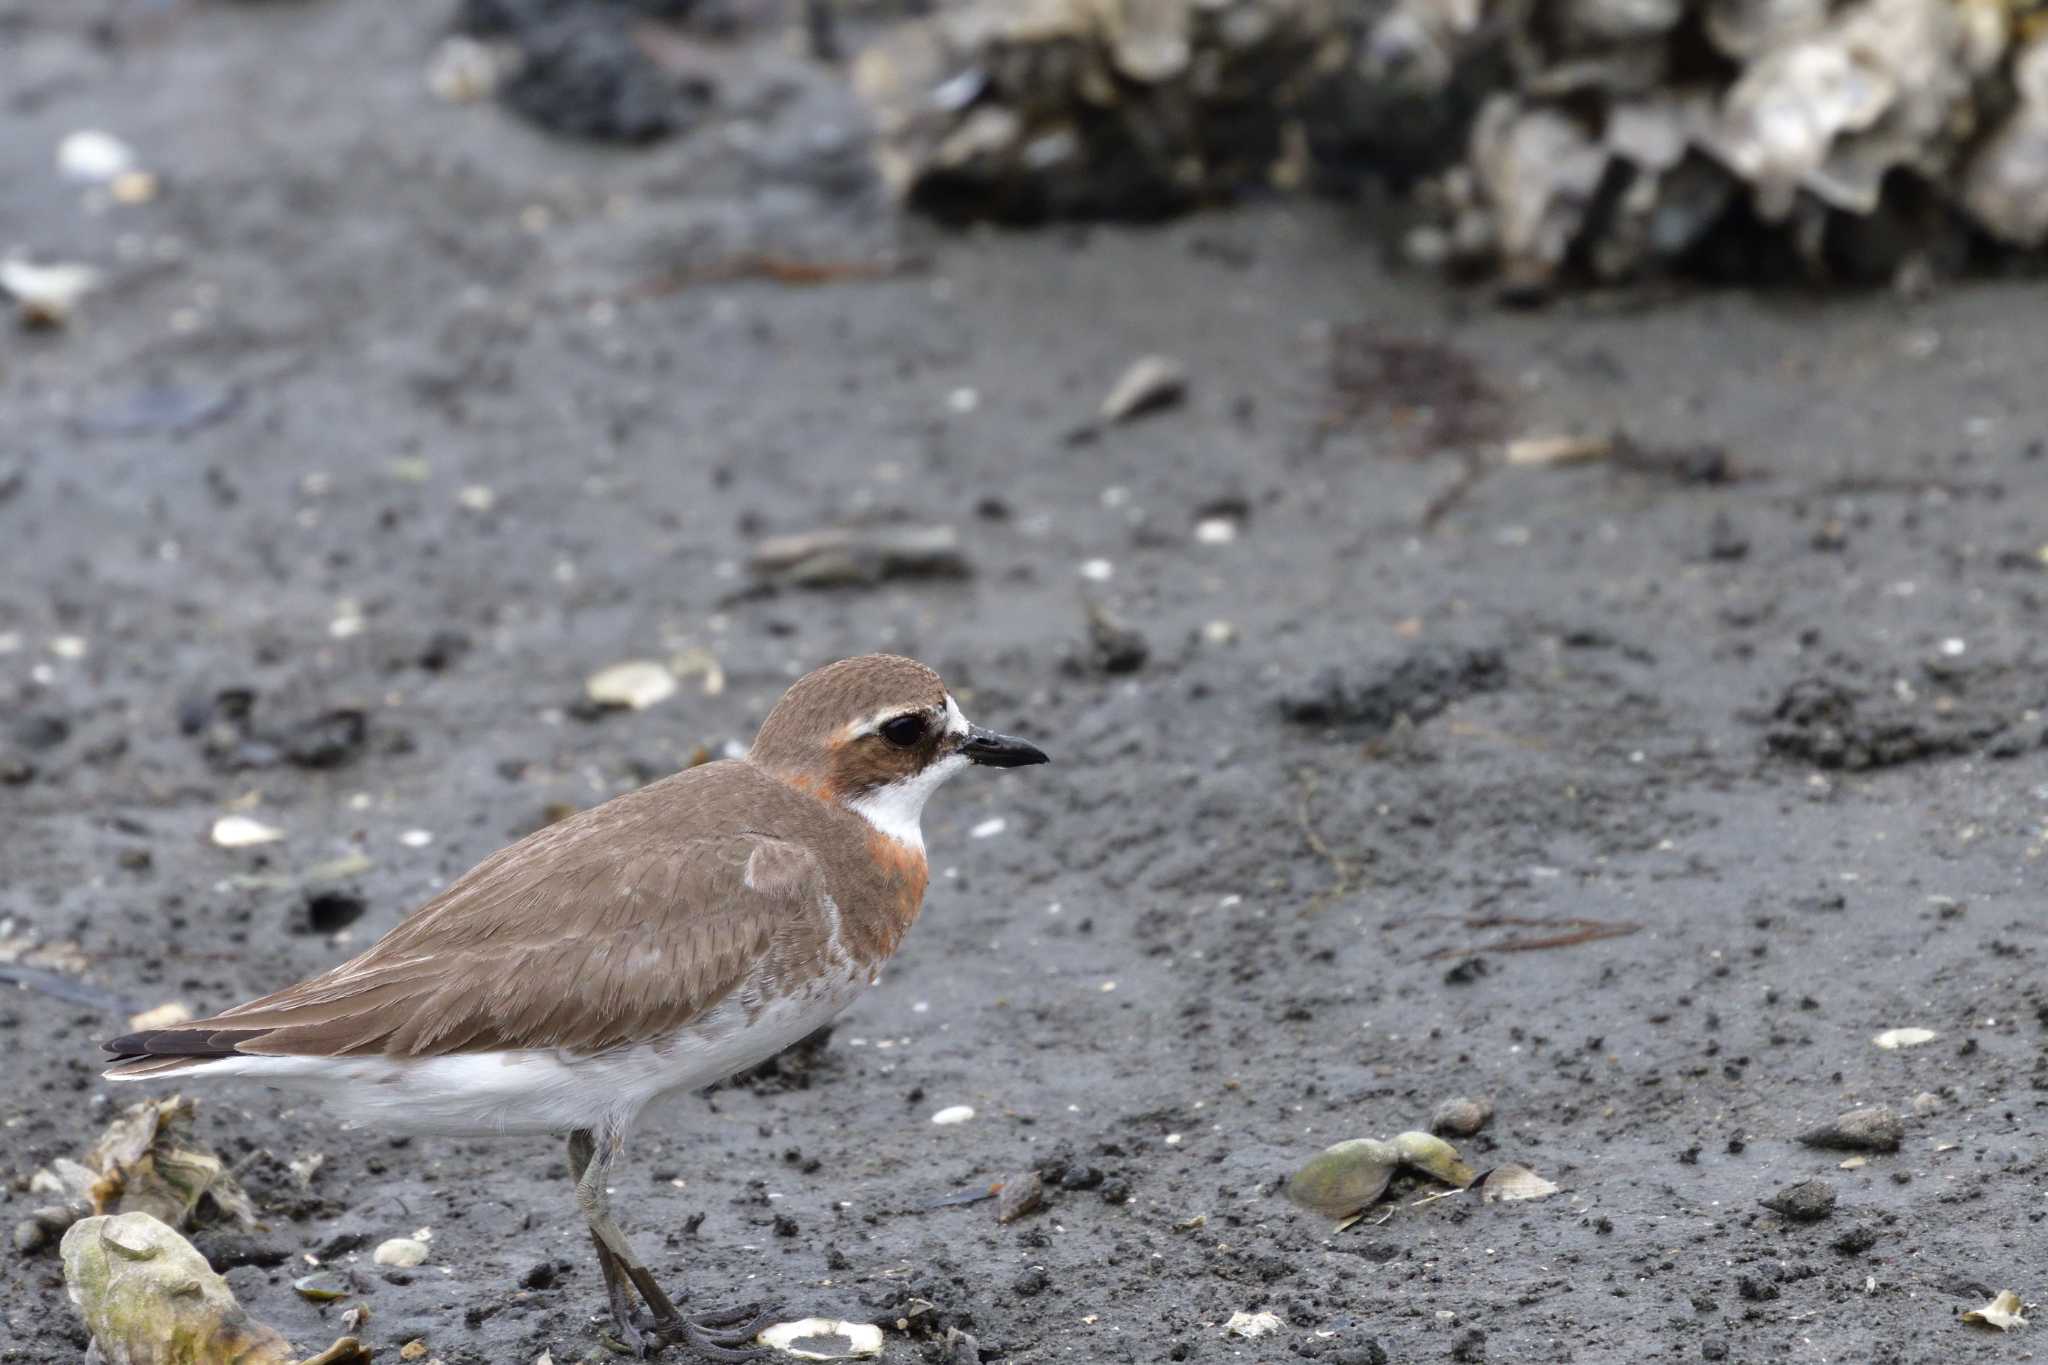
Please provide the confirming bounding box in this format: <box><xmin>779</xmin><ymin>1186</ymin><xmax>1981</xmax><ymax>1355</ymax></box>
<box><xmin>943</xmin><ymin>693</ymin><xmax>970</xmax><ymax>737</ymax></box>
<box><xmin>841</xmin><ymin>701</ymin><xmax>946</xmax><ymax>741</ymax></box>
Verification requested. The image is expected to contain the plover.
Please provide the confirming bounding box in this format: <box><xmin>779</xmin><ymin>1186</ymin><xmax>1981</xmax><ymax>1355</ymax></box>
<box><xmin>103</xmin><ymin>654</ymin><xmax>1047</xmax><ymax>1358</ymax></box>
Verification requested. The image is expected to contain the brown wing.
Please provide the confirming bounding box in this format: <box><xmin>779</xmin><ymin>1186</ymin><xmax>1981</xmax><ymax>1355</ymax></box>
<box><xmin>107</xmin><ymin>821</ymin><xmax>832</xmax><ymax>1062</ymax></box>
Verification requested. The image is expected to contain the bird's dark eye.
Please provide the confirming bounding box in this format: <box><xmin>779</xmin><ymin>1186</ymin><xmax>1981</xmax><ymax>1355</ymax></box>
<box><xmin>879</xmin><ymin>713</ymin><xmax>927</xmax><ymax>748</ymax></box>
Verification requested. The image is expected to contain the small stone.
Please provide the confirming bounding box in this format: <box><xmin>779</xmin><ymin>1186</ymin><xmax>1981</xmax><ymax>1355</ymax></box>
<box><xmin>1430</xmin><ymin>1096</ymin><xmax>1493</xmax><ymax>1137</ymax></box>
<box><xmin>373</xmin><ymin>1237</ymin><xmax>429</xmax><ymax>1268</ymax></box>
<box><xmin>1911</xmin><ymin>1091</ymin><xmax>1942</xmax><ymax>1116</ymax></box>
<box><xmin>1011</xmin><ymin>1267</ymin><xmax>1048</xmax><ymax>1297</ymax></box>
<box><xmin>930</xmin><ymin>1105</ymin><xmax>975</xmax><ymax>1126</ymax></box>
<box><xmin>1830</xmin><ymin>1224</ymin><xmax>1879</xmax><ymax>1254</ymax></box>
<box><xmin>1797</xmin><ymin>1107</ymin><xmax>1904</xmax><ymax>1153</ymax></box>
<box><xmin>995</xmin><ymin>1171</ymin><xmax>1043</xmax><ymax>1224</ymax></box>
<box><xmin>1759</xmin><ymin>1179</ymin><xmax>1836</xmax><ymax>1222</ymax></box>
<box><xmin>399</xmin><ymin>1342</ymin><xmax>429</xmax><ymax>1362</ymax></box>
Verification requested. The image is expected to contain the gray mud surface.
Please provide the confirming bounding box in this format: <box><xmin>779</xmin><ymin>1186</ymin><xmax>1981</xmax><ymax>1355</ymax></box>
<box><xmin>5</xmin><ymin>5</ymin><xmax>2048</xmax><ymax>1364</ymax></box>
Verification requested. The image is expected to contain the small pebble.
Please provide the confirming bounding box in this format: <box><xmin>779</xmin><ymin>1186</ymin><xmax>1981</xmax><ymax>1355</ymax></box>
<box><xmin>1759</xmin><ymin>1179</ymin><xmax>1836</xmax><ymax>1222</ymax></box>
<box><xmin>995</xmin><ymin>1171</ymin><xmax>1043</xmax><ymax>1224</ymax></box>
<box><xmin>1430</xmin><ymin>1096</ymin><xmax>1494</xmax><ymax>1137</ymax></box>
<box><xmin>930</xmin><ymin>1105</ymin><xmax>975</xmax><ymax>1126</ymax></box>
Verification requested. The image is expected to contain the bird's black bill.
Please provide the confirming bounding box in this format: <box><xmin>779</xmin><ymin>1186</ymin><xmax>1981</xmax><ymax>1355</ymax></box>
<box><xmin>960</xmin><ymin>726</ymin><xmax>1049</xmax><ymax>768</ymax></box>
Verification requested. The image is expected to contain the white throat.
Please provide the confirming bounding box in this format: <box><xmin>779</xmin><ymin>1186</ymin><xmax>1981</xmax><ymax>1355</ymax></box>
<box><xmin>844</xmin><ymin>752</ymin><xmax>967</xmax><ymax>852</ymax></box>
<box><xmin>843</xmin><ymin>693</ymin><xmax>975</xmax><ymax>852</ymax></box>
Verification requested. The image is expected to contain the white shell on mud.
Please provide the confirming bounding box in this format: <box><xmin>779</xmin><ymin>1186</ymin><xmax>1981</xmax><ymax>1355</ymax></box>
<box><xmin>585</xmin><ymin>660</ymin><xmax>677</xmax><ymax>711</ymax></box>
<box><xmin>756</xmin><ymin>1319</ymin><xmax>884</xmax><ymax>1360</ymax></box>
<box><xmin>1871</xmin><ymin>1027</ymin><xmax>1937</xmax><ymax>1049</ymax></box>
<box><xmin>0</xmin><ymin>258</ymin><xmax>99</xmax><ymax>326</ymax></box>
<box><xmin>211</xmin><ymin>815</ymin><xmax>284</xmax><ymax>848</ymax></box>
<box><xmin>1479</xmin><ymin>1163</ymin><xmax>1561</xmax><ymax>1202</ymax></box>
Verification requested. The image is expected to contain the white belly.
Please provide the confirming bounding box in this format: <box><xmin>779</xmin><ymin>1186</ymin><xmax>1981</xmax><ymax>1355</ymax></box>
<box><xmin>162</xmin><ymin>964</ymin><xmax>872</xmax><ymax>1137</ymax></box>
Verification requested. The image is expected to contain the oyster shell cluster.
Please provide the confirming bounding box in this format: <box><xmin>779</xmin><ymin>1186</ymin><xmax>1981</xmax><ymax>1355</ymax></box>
<box><xmin>1389</xmin><ymin>0</ymin><xmax>2048</xmax><ymax>288</ymax></box>
<box><xmin>851</xmin><ymin>0</ymin><xmax>1376</xmax><ymax>220</ymax></box>
<box><xmin>854</xmin><ymin>0</ymin><xmax>2048</xmax><ymax>286</ymax></box>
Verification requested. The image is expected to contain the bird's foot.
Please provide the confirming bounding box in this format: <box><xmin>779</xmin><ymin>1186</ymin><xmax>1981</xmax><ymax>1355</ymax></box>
<box><xmin>658</xmin><ymin>1301</ymin><xmax>781</xmax><ymax>1362</ymax></box>
<box><xmin>597</xmin><ymin>1311</ymin><xmax>658</xmax><ymax>1359</ymax></box>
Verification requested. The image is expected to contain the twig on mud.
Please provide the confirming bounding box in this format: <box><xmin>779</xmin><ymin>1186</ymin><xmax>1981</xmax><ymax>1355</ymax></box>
<box><xmin>1295</xmin><ymin>769</ymin><xmax>1361</xmax><ymax>914</ymax></box>
<box><xmin>634</xmin><ymin>252</ymin><xmax>927</xmax><ymax>296</ymax></box>
<box><xmin>1421</xmin><ymin>915</ymin><xmax>1643</xmax><ymax>960</ymax></box>
<box><xmin>1419</xmin><ymin>452</ymin><xmax>1494</xmax><ymax>530</ymax></box>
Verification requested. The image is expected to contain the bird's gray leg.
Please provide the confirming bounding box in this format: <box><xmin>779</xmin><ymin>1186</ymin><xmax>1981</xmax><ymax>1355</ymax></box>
<box><xmin>569</xmin><ymin>1128</ymin><xmax>650</xmax><ymax>1353</ymax></box>
<box><xmin>573</xmin><ymin>1121</ymin><xmax>776</xmax><ymax>1361</ymax></box>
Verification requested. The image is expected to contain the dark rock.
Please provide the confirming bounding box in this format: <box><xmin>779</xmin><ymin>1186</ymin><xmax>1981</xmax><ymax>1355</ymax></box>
<box><xmin>455</xmin><ymin>0</ymin><xmax>711</xmax><ymax>144</ymax></box>
<box><xmin>1331</xmin><ymin>1343</ymin><xmax>1389</xmax><ymax>1365</ymax></box>
<box><xmin>1736</xmin><ymin>1275</ymin><xmax>1780</xmax><ymax>1302</ymax></box>
<box><xmin>1830</xmin><ymin>1224</ymin><xmax>1879</xmax><ymax>1255</ymax></box>
<box><xmin>417</xmin><ymin>629</ymin><xmax>472</xmax><ymax>672</ymax></box>
<box><xmin>296</xmin><ymin>890</ymin><xmax>368</xmax><ymax>935</ymax></box>
<box><xmin>1450</xmin><ymin>1328</ymin><xmax>1487</xmax><ymax>1361</ymax></box>
<box><xmin>520</xmin><ymin>1258</ymin><xmax>566</xmax><ymax>1289</ymax></box>
<box><xmin>1056</xmin><ymin>1165</ymin><xmax>1104</xmax><ymax>1191</ymax></box>
<box><xmin>1760</xmin><ymin>1179</ymin><xmax>1836</xmax><ymax>1222</ymax></box>
<box><xmin>190</xmin><ymin>1232</ymin><xmax>294</xmax><ymax>1270</ymax></box>
<box><xmin>1762</xmin><ymin>676</ymin><xmax>2020</xmax><ymax>770</ymax></box>
<box><xmin>1276</xmin><ymin>638</ymin><xmax>1505</xmax><ymax>732</ymax></box>
<box><xmin>1011</xmin><ymin>1267</ymin><xmax>1048</xmax><ymax>1297</ymax></box>
<box><xmin>1797</xmin><ymin>1107</ymin><xmax>1903</xmax><ymax>1153</ymax></box>
<box><xmin>13</xmin><ymin>714</ymin><xmax>69</xmax><ymax>750</ymax></box>
<box><xmin>996</xmin><ymin>1171</ymin><xmax>1044</xmax><ymax>1224</ymax></box>
<box><xmin>281</xmin><ymin>709</ymin><xmax>368</xmax><ymax>769</ymax></box>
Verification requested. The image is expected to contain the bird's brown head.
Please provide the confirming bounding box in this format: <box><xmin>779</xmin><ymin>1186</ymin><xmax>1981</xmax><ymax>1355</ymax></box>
<box><xmin>748</xmin><ymin>653</ymin><xmax>1047</xmax><ymax>845</ymax></box>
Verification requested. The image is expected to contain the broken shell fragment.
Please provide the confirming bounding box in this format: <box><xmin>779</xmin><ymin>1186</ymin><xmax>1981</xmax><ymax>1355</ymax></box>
<box><xmin>1285</xmin><ymin>1138</ymin><xmax>1398</xmax><ymax>1219</ymax></box>
<box><xmin>211</xmin><ymin>815</ymin><xmax>284</xmax><ymax>848</ymax></box>
<box><xmin>293</xmin><ymin>1272</ymin><xmax>350</xmax><ymax>1302</ymax></box>
<box><xmin>1223</xmin><ymin>1310</ymin><xmax>1284</xmax><ymax>1339</ymax></box>
<box><xmin>750</xmin><ymin>525</ymin><xmax>968</xmax><ymax>588</ymax></box>
<box><xmin>1961</xmin><ymin>1290</ymin><xmax>2030</xmax><ymax>1331</ymax></box>
<box><xmin>756</xmin><ymin>1318</ymin><xmax>884</xmax><ymax>1360</ymax></box>
<box><xmin>57</xmin><ymin>130</ymin><xmax>138</xmax><ymax>183</ymax></box>
<box><xmin>1099</xmin><ymin>355</ymin><xmax>1187</xmax><ymax>424</ymax></box>
<box><xmin>584</xmin><ymin>660</ymin><xmax>677</xmax><ymax>711</ymax></box>
<box><xmin>1392</xmin><ymin>1130</ymin><xmax>1477</xmax><ymax>1188</ymax></box>
<box><xmin>0</xmin><ymin>258</ymin><xmax>100</xmax><ymax>328</ymax></box>
<box><xmin>1478</xmin><ymin>1163</ymin><xmax>1560</xmax><ymax>1203</ymax></box>
<box><xmin>1872</xmin><ymin>1027</ymin><xmax>1937</xmax><ymax>1050</ymax></box>
<box><xmin>1797</xmin><ymin>1106</ymin><xmax>1903</xmax><ymax>1153</ymax></box>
